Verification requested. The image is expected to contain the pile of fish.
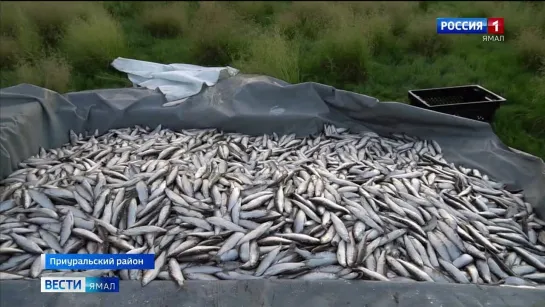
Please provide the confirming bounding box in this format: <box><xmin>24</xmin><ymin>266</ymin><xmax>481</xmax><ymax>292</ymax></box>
<box><xmin>0</xmin><ymin>124</ymin><xmax>544</xmax><ymax>287</ymax></box>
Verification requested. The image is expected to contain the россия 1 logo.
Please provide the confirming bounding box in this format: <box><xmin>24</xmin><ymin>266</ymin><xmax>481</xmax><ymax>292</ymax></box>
<box><xmin>436</xmin><ymin>17</ymin><xmax>505</xmax><ymax>42</ymax></box>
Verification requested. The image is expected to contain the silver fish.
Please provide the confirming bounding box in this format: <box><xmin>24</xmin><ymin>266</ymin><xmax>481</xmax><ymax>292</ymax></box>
<box><xmin>0</xmin><ymin>124</ymin><xmax>542</xmax><ymax>288</ymax></box>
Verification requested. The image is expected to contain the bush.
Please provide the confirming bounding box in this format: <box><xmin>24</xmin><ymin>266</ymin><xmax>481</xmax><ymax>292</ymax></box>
<box><xmin>233</xmin><ymin>29</ymin><xmax>300</xmax><ymax>84</ymax></box>
<box><xmin>62</xmin><ymin>12</ymin><xmax>126</xmax><ymax>70</ymax></box>
<box><xmin>0</xmin><ymin>36</ymin><xmax>19</xmax><ymax>67</ymax></box>
<box><xmin>528</xmin><ymin>76</ymin><xmax>545</xmax><ymax>137</ymax></box>
<box><xmin>17</xmin><ymin>2</ymin><xmax>100</xmax><ymax>46</ymax></box>
<box><xmin>228</xmin><ymin>2</ymin><xmax>282</xmax><ymax>26</ymax></box>
<box><xmin>15</xmin><ymin>55</ymin><xmax>72</xmax><ymax>93</ymax></box>
<box><xmin>403</xmin><ymin>15</ymin><xmax>454</xmax><ymax>58</ymax></box>
<box><xmin>186</xmin><ymin>2</ymin><xmax>251</xmax><ymax>66</ymax></box>
<box><xmin>15</xmin><ymin>62</ymin><xmax>42</xmax><ymax>87</ymax></box>
<box><xmin>0</xmin><ymin>3</ymin><xmax>41</xmax><ymax>62</ymax></box>
<box><xmin>514</xmin><ymin>28</ymin><xmax>545</xmax><ymax>72</ymax></box>
<box><xmin>358</xmin><ymin>13</ymin><xmax>395</xmax><ymax>57</ymax></box>
<box><xmin>376</xmin><ymin>2</ymin><xmax>419</xmax><ymax>36</ymax></box>
<box><xmin>301</xmin><ymin>18</ymin><xmax>372</xmax><ymax>88</ymax></box>
<box><xmin>141</xmin><ymin>2</ymin><xmax>189</xmax><ymax>38</ymax></box>
<box><xmin>103</xmin><ymin>1</ymin><xmax>145</xmax><ymax>18</ymax></box>
<box><xmin>276</xmin><ymin>2</ymin><xmax>347</xmax><ymax>40</ymax></box>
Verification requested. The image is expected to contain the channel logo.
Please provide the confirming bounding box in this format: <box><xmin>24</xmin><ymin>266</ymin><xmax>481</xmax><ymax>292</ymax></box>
<box><xmin>437</xmin><ymin>18</ymin><xmax>504</xmax><ymax>34</ymax></box>
<box><xmin>41</xmin><ymin>277</ymin><xmax>119</xmax><ymax>293</ymax></box>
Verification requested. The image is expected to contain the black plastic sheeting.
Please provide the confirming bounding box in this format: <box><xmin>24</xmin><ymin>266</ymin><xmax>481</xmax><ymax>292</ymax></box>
<box><xmin>1</xmin><ymin>280</ymin><xmax>545</xmax><ymax>307</ymax></box>
<box><xmin>1</xmin><ymin>74</ymin><xmax>545</xmax><ymax>306</ymax></box>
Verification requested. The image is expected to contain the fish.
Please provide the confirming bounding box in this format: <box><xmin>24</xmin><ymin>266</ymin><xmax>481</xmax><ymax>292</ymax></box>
<box><xmin>0</xmin><ymin>124</ymin><xmax>542</xmax><ymax>288</ymax></box>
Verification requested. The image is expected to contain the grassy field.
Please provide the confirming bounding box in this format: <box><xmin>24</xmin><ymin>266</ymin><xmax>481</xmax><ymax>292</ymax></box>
<box><xmin>0</xmin><ymin>1</ymin><xmax>544</xmax><ymax>158</ymax></box>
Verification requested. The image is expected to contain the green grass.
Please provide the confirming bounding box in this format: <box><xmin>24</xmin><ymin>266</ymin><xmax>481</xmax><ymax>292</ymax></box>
<box><xmin>15</xmin><ymin>54</ymin><xmax>72</xmax><ymax>93</ymax></box>
<box><xmin>140</xmin><ymin>2</ymin><xmax>189</xmax><ymax>38</ymax></box>
<box><xmin>0</xmin><ymin>1</ymin><xmax>544</xmax><ymax>158</ymax></box>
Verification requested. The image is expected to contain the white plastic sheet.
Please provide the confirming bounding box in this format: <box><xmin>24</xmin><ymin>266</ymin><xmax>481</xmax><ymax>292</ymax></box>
<box><xmin>111</xmin><ymin>57</ymin><xmax>239</xmax><ymax>105</ymax></box>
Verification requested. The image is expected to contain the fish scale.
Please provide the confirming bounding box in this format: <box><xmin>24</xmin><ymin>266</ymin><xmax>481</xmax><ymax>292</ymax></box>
<box><xmin>0</xmin><ymin>124</ymin><xmax>543</xmax><ymax>287</ymax></box>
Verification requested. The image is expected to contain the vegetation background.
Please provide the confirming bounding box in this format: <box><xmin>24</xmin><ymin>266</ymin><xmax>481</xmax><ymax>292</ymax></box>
<box><xmin>0</xmin><ymin>1</ymin><xmax>544</xmax><ymax>158</ymax></box>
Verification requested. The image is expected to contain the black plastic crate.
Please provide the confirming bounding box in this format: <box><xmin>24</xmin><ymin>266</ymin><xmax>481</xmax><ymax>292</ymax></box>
<box><xmin>408</xmin><ymin>85</ymin><xmax>506</xmax><ymax>122</ymax></box>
